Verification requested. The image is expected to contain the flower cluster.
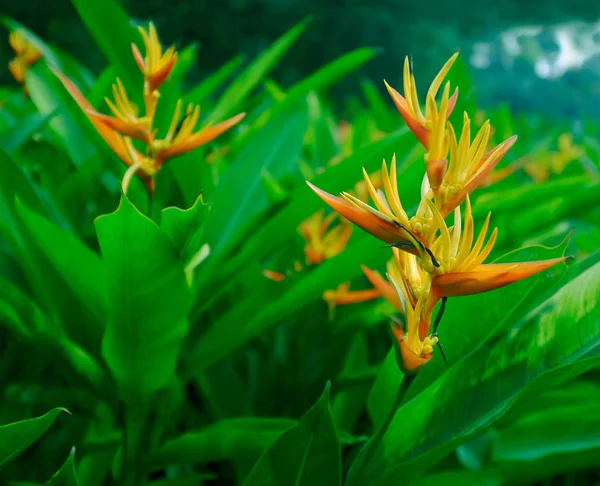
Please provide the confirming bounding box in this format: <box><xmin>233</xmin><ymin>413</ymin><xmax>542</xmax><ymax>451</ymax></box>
<box><xmin>8</xmin><ymin>30</ymin><xmax>42</xmax><ymax>88</ymax></box>
<box><xmin>308</xmin><ymin>54</ymin><xmax>566</xmax><ymax>374</ymax></box>
<box><xmin>54</xmin><ymin>23</ymin><xmax>245</xmax><ymax>193</ymax></box>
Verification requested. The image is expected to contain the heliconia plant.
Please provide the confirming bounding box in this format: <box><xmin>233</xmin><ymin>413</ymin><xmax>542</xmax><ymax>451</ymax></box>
<box><xmin>0</xmin><ymin>1</ymin><xmax>599</xmax><ymax>485</ymax></box>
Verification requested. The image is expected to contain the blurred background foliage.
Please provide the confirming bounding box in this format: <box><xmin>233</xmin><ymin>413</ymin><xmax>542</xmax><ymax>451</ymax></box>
<box><xmin>4</xmin><ymin>0</ymin><xmax>600</xmax><ymax>118</ymax></box>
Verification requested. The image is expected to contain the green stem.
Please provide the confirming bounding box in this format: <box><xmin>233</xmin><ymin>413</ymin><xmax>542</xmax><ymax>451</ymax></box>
<box><xmin>345</xmin><ymin>374</ymin><xmax>415</xmax><ymax>486</ymax></box>
<box><xmin>121</xmin><ymin>399</ymin><xmax>148</xmax><ymax>486</ymax></box>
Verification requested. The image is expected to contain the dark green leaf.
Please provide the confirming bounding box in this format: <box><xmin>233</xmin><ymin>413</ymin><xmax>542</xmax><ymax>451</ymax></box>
<box><xmin>71</xmin><ymin>0</ymin><xmax>140</xmax><ymax>92</ymax></box>
<box><xmin>151</xmin><ymin>418</ymin><xmax>296</xmax><ymax>468</ymax></box>
<box><xmin>46</xmin><ymin>450</ymin><xmax>79</xmax><ymax>485</ymax></box>
<box><xmin>0</xmin><ymin>408</ymin><xmax>68</xmax><ymax>466</ymax></box>
<box><xmin>244</xmin><ymin>383</ymin><xmax>341</xmax><ymax>486</ymax></box>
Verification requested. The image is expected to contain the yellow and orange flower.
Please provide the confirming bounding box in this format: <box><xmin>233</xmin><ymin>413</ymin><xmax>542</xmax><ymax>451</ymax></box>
<box><xmin>8</xmin><ymin>30</ymin><xmax>42</xmax><ymax>85</ymax></box>
<box><xmin>54</xmin><ymin>23</ymin><xmax>244</xmax><ymax>193</ymax></box>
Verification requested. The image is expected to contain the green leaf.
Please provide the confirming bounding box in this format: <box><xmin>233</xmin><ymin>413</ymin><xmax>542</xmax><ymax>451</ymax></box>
<box><xmin>209</xmin><ymin>19</ymin><xmax>309</xmax><ymax>121</ymax></box>
<box><xmin>202</xmin><ymin>103</ymin><xmax>309</xmax><ymax>256</ymax></box>
<box><xmin>185</xmin><ymin>55</ymin><xmax>245</xmax><ymax>104</ymax></box>
<box><xmin>16</xmin><ymin>200</ymin><xmax>108</xmax><ymax>330</ymax></box>
<box><xmin>71</xmin><ymin>0</ymin><xmax>140</xmax><ymax>92</ymax></box>
<box><xmin>151</xmin><ymin>418</ymin><xmax>296</xmax><ymax>468</ymax></box>
<box><xmin>362</xmin><ymin>261</ymin><xmax>600</xmax><ymax>485</ymax></box>
<box><xmin>0</xmin><ymin>112</ymin><xmax>54</xmax><ymax>155</ymax></box>
<box><xmin>160</xmin><ymin>195</ymin><xmax>210</xmax><ymax>262</ymax></box>
<box><xmin>244</xmin><ymin>383</ymin><xmax>341</xmax><ymax>486</ymax></box>
<box><xmin>47</xmin><ymin>450</ymin><xmax>79</xmax><ymax>485</ymax></box>
<box><xmin>94</xmin><ymin>196</ymin><xmax>192</xmax><ymax>397</ymax></box>
<box><xmin>0</xmin><ymin>408</ymin><xmax>68</xmax><ymax>466</ymax></box>
<box><xmin>26</xmin><ymin>64</ymin><xmax>96</xmax><ymax>166</ymax></box>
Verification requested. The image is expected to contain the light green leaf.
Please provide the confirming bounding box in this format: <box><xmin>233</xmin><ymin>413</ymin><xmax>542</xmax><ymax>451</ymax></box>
<box><xmin>16</xmin><ymin>200</ymin><xmax>108</xmax><ymax>330</ymax></box>
<box><xmin>185</xmin><ymin>55</ymin><xmax>245</xmax><ymax>104</ymax></box>
<box><xmin>95</xmin><ymin>196</ymin><xmax>192</xmax><ymax>398</ymax></box>
<box><xmin>160</xmin><ymin>195</ymin><xmax>210</xmax><ymax>263</ymax></box>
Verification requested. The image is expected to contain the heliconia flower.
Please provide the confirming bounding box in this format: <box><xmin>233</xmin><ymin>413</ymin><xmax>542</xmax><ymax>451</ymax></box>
<box><xmin>298</xmin><ymin>211</ymin><xmax>353</xmax><ymax>265</ymax></box>
<box><xmin>87</xmin><ymin>78</ymin><xmax>153</xmax><ymax>143</ymax></box>
<box><xmin>306</xmin><ymin>155</ymin><xmax>438</xmax><ymax>272</ymax></box>
<box><xmin>384</xmin><ymin>53</ymin><xmax>459</xmax><ymax>150</ymax></box>
<box><xmin>426</xmin><ymin>196</ymin><xmax>567</xmax><ymax>302</ymax></box>
<box><xmin>435</xmin><ymin>113</ymin><xmax>517</xmax><ymax>216</ymax></box>
<box><xmin>148</xmin><ymin>100</ymin><xmax>245</xmax><ymax>165</ymax></box>
<box><xmin>9</xmin><ymin>30</ymin><xmax>41</xmax><ymax>64</ymax></box>
<box><xmin>132</xmin><ymin>22</ymin><xmax>178</xmax><ymax>94</ymax></box>
<box><xmin>54</xmin><ymin>70</ymin><xmax>244</xmax><ymax>193</ymax></box>
<box><xmin>323</xmin><ymin>282</ymin><xmax>382</xmax><ymax>318</ymax></box>
<box><xmin>8</xmin><ymin>31</ymin><xmax>41</xmax><ymax>85</ymax></box>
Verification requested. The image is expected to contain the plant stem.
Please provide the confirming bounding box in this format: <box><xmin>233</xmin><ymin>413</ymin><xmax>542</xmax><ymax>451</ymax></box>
<box><xmin>345</xmin><ymin>373</ymin><xmax>415</xmax><ymax>486</ymax></box>
<box><xmin>122</xmin><ymin>399</ymin><xmax>148</xmax><ymax>486</ymax></box>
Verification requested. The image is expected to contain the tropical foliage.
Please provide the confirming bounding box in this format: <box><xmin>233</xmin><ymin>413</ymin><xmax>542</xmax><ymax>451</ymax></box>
<box><xmin>0</xmin><ymin>1</ymin><xmax>599</xmax><ymax>485</ymax></box>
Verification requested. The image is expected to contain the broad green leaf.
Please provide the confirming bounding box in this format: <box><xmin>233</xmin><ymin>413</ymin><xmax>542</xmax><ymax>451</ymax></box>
<box><xmin>409</xmin><ymin>470</ymin><xmax>503</xmax><ymax>486</ymax></box>
<box><xmin>151</xmin><ymin>418</ymin><xmax>296</xmax><ymax>468</ymax></box>
<box><xmin>210</xmin><ymin>19</ymin><xmax>309</xmax><ymax>121</ymax></box>
<box><xmin>71</xmin><ymin>0</ymin><xmax>140</xmax><ymax>92</ymax></box>
<box><xmin>362</xmin><ymin>261</ymin><xmax>600</xmax><ymax>485</ymax></box>
<box><xmin>186</xmin><ymin>55</ymin><xmax>245</xmax><ymax>104</ymax></box>
<box><xmin>160</xmin><ymin>195</ymin><xmax>210</xmax><ymax>262</ymax></box>
<box><xmin>16</xmin><ymin>200</ymin><xmax>108</xmax><ymax>330</ymax></box>
<box><xmin>95</xmin><ymin>196</ymin><xmax>192</xmax><ymax>397</ymax></box>
<box><xmin>244</xmin><ymin>383</ymin><xmax>341</xmax><ymax>486</ymax></box>
<box><xmin>47</xmin><ymin>450</ymin><xmax>79</xmax><ymax>485</ymax></box>
<box><xmin>0</xmin><ymin>408</ymin><xmax>68</xmax><ymax>466</ymax></box>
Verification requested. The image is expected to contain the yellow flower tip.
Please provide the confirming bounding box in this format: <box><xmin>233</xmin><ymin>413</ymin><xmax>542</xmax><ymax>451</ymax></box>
<box><xmin>263</xmin><ymin>269</ymin><xmax>286</xmax><ymax>281</ymax></box>
<box><xmin>392</xmin><ymin>325</ymin><xmax>433</xmax><ymax>375</ymax></box>
<box><xmin>432</xmin><ymin>256</ymin><xmax>568</xmax><ymax>298</ymax></box>
<box><xmin>131</xmin><ymin>43</ymin><xmax>145</xmax><ymax>72</ymax></box>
